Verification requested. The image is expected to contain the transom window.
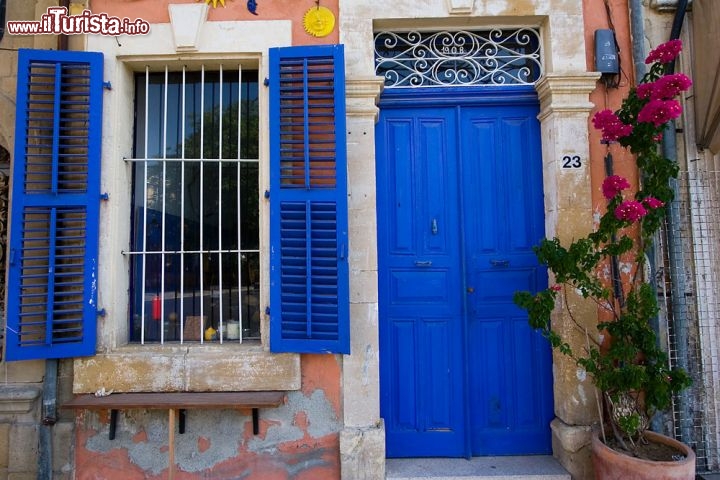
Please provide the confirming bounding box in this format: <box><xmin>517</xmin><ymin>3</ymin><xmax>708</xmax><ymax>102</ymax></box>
<box><xmin>126</xmin><ymin>65</ymin><xmax>259</xmax><ymax>344</ymax></box>
<box><xmin>374</xmin><ymin>28</ymin><xmax>542</xmax><ymax>88</ymax></box>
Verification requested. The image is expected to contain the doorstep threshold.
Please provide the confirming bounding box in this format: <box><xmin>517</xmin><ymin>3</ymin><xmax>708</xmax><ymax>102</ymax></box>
<box><xmin>386</xmin><ymin>456</ymin><xmax>571</xmax><ymax>480</ymax></box>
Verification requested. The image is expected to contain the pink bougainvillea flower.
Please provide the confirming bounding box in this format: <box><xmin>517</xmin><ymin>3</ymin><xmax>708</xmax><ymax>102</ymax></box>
<box><xmin>602</xmin><ymin>175</ymin><xmax>631</xmax><ymax>199</ymax></box>
<box><xmin>645</xmin><ymin>39</ymin><xmax>683</xmax><ymax>64</ymax></box>
<box><xmin>653</xmin><ymin>133</ymin><xmax>664</xmax><ymax>142</ymax></box>
<box><xmin>643</xmin><ymin>196</ymin><xmax>665</xmax><ymax>209</ymax></box>
<box><xmin>614</xmin><ymin>200</ymin><xmax>648</xmax><ymax>222</ymax></box>
<box><xmin>637</xmin><ymin>99</ymin><xmax>683</xmax><ymax>127</ymax></box>
<box><xmin>636</xmin><ymin>82</ymin><xmax>654</xmax><ymax>99</ymax></box>
<box><xmin>550</xmin><ymin>285</ymin><xmax>562</xmax><ymax>292</ymax></box>
<box><xmin>638</xmin><ymin>73</ymin><xmax>693</xmax><ymax>101</ymax></box>
<box><xmin>592</xmin><ymin>109</ymin><xmax>634</xmax><ymax>142</ymax></box>
<box><xmin>653</xmin><ymin>73</ymin><xmax>692</xmax><ymax>99</ymax></box>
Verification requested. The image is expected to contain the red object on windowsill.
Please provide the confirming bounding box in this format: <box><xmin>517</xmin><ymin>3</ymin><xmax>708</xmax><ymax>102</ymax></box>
<box><xmin>152</xmin><ymin>295</ymin><xmax>161</xmax><ymax>321</ymax></box>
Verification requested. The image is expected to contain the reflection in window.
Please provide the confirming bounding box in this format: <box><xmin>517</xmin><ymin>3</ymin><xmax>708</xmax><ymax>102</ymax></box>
<box><xmin>127</xmin><ymin>66</ymin><xmax>260</xmax><ymax>344</ymax></box>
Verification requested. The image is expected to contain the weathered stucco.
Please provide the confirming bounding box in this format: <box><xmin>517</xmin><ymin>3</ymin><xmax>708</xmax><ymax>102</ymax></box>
<box><xmin>74</xmin><ymin>355</ymin><xmax>342</xmax><ymax>479</ymax></box>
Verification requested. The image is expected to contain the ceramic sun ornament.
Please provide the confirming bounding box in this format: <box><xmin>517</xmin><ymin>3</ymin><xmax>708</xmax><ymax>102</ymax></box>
<box><xmin>199</xmin><ymin>0</ymin><xmax>229</xmax><ymax>8</ymax></box>
<box><xmin>303</xmin><ymin>4</ymin><xmax>335</xmax><ymax>37</ymax></box>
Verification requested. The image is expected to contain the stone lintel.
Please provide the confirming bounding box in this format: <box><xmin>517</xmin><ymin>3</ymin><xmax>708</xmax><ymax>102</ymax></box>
<box><xmin>169</xmin><ymin>3</ymin><xmax>208</xmax><ymax>53</ymax></box>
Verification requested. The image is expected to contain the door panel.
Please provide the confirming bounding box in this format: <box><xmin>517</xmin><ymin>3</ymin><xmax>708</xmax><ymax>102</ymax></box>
<box><xmin>461</xmin><ymin>105</ymin><xmax>553</xmax><ymax>455</ymax></box>
<box><xmin>377</xmin><ymin>100</ymin><xmax>552</xmax><ymax>458</ymax></box>
<box><xmin>378</xmin><ymin>108</ymin><xmax>466</xmax><ymax>457</ymax></box>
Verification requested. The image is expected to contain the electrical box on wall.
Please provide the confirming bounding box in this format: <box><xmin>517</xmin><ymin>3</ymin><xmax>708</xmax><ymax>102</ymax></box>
<box><xmin>595</xmin><ymin>29</ymin><xmax>619</xmax><ymax>74</ymax></box>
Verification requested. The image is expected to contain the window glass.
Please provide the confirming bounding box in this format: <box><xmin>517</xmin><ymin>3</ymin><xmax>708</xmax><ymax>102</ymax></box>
<box><xmin>129</xmin><ymin>67</ymin><xmax>259</xmax><ymax>343</ymax></box>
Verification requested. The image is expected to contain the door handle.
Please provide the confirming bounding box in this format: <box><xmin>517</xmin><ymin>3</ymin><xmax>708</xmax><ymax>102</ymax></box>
<box><xmin>414</xmin><ymin>260</ymin><xmax>433</xmax><ymax>267</ymax></box>
<box><xmin>490</xmin><ymin>259</ymin><xmax>510</xmax><ymax>267</ymax></box>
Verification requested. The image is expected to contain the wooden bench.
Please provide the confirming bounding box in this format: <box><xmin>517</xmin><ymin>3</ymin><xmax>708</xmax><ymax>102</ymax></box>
<box><xmin>64</xmin><ymin>391</ymin><xmax>286</xmax><ymax>437</ymax></box>
<box><xmin>63</xmin><ymin>391</ymin><xmax>286</xmax><ymax>479</ymax></box>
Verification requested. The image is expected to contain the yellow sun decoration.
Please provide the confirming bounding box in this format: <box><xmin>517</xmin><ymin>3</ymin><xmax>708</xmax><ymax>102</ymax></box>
<box><xmin>200</xmin><ymin>0</ymin><xmax>226</xmax><ymax>8</ymax></box>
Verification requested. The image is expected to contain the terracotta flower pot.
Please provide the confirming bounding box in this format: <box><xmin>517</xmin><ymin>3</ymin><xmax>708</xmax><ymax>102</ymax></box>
<box><xmin>592</xmin><ymin>429</ymin><xmax>696</xmax><ymax>480</ymax></box>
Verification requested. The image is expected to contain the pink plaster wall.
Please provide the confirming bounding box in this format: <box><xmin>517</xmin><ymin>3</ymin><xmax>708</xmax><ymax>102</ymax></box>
<box><xmin>89</xmin><ymin>0</ymin><xmax>339</xmax><ymax>45</ymax></box>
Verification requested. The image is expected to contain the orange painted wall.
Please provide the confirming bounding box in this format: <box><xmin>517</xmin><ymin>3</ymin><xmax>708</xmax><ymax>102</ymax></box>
<box><xmin>584</xmin><ymin>0</ymin><xmax>637</xmax><ymax>230</ymax></box>
<box><xmin>89</xmin><ymin>0</ymin><xmax>339</xmax><ymax>45</ymax></box>
<box><xmin>583</xmin><ymin>0</ymin><xmax>642</xmax><ymax>308</ymax></box>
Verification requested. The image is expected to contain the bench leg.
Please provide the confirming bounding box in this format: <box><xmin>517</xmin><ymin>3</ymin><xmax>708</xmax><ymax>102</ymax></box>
<box><xmin>252</xmin><ymin>408</ymin><xmax>259</xmax><ymax>435</ymax></box>
<box><xmin>168</xmin><ymin>409</ymin><xmax>176</xmax><ymax>480</ymax></box>
<box><xmin>179</xmin><ymin>409</ymin><xmax>186</xmax><ymax>434</ymax></box>
<box><xmin>109</xmin><ymin>409</ymin><xmax>118</xmax><ymax>440</ymax></box>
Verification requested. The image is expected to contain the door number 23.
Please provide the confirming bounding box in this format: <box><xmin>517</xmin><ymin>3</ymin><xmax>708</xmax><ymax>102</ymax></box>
<box><xmin>562</xmin><ymin>155</ymin><xmax>582</xmax><ymax>169</ymax></box>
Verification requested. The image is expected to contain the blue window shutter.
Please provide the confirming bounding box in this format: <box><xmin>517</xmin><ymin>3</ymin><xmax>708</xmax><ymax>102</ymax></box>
<box><xmin>269</xmin><ymin>44</ymin><xmax>350</xmax><ymax>354</ymax></box>
<box><xmin>5</xmin><ymin>49</ymin><xmax>103</xmax><ymax>361</ymax></box>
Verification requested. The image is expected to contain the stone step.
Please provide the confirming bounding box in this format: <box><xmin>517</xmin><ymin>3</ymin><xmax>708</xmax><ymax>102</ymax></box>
<box><xmin>386</xmin><ymin>456</ymin><xmax>571</xmax><ymax>480</ymax></box>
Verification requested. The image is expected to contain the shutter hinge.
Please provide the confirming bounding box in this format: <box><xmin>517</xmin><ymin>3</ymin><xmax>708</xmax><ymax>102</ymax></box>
<box><xmin>103</xmin><ymin>81</ymin><xmax>112</xmax><ymax>90</ymax></box>
<box><xmin>264</xmin><ymin>190</ymin><xmax>270</xmax><ymax>199</ymax></box>
<box><xmin>100</xmin><ymin>192</ymin><xmax>109</xmax><ymax>201</ymax></box>
<box><xmin>97</xmin><ymin>308</ymin><xmax>107</xmax><ymax>317</ymax></box>
<box><xmin>339</xmin><ymin>243</ymin><xmax>346</xmax><ymax>260</ymax></box>
<box><xmin>263</xmin><ymin>77</ymin><xmax>270</xmax><ymax>87</ymax></box>
<box><xmin>265</xmin><ymin>306</ymin><xmax>271</xmax><ymax>315</ymax></box>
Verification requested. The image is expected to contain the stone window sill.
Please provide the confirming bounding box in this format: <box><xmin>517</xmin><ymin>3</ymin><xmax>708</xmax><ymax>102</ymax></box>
<box><xmin>72</xmin><ymin>344</ymin><xmax>300</xmax><ymax>393</ymax></box>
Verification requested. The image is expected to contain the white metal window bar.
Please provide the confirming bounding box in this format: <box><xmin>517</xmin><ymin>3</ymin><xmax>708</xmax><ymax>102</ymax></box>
<box><xmin>124</xmin><ymin>64</ymin><xmax>259</xmax><ymax>345</ymax></box>
<box><xmin>374</xmin><ymin>28</ymin><xmax>543</xmax><ymax>88</ymax></box>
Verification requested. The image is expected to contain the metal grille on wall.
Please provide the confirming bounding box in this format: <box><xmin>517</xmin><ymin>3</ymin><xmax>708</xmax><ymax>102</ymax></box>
<box><xmin>374</xmin><ymin>28</ymin><xmax>542</xmax><ymax>88</ymax></box>
<box><xmin>657</xmin><ymin>169</ymin><xmax>720</xmax><ymax>474</ymax></box>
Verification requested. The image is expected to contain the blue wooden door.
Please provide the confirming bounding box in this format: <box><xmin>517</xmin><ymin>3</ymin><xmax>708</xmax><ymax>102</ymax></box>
<box><xmin>377</xmin><ymin>107</ymin><xmax>467</xmax><ymax>457</ymax></box>
<box><xmin>377</xmin><ymin>95</ymin><xmax>553</xmax><ymax>458</ymax></box>
<box><xmin>460</xmin><ymin>105</ymin><xmax>553</xmax><ymax>455</ymax></box>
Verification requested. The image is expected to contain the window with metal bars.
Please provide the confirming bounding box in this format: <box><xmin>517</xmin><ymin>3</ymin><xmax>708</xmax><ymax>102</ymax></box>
<box><xmin>126</xmin><ymin>66</ymin><xmax>259</xmax><ymax>344</ymax></box>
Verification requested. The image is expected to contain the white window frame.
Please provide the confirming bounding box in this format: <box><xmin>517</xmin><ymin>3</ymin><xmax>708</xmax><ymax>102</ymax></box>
<box><xmin>72</xmin><ymin>16</ymin><xmax>301</xmax><ymax>394</ymax></box>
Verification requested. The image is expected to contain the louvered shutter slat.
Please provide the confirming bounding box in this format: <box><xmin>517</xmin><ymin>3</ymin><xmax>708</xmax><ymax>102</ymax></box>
<box><xmin>269</xmin><ymin>45</ymin><xmax>349</xmax><ymax>354</ymax></box>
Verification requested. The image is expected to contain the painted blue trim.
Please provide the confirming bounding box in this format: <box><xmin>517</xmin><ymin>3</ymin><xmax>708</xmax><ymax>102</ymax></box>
<box><xmin>379</xmin><ymin>85</ymin><xmax>539</xmax><ymax>107</ymax></box>
<box><xmin>269</xmin><ymin>44</ymin><xmax>349</xmax><ymax>354</ymax></box>
<box><xmin>5</xmin><ymin>49</ymin><xmax>103</xmax><ymax>361</ymax></box>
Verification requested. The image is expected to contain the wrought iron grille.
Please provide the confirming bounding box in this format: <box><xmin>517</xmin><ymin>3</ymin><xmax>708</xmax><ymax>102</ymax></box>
<box><xmin>374</xmin><ymin>28</ymin><xmax>542</xmax><ymax>88</ymax></box>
